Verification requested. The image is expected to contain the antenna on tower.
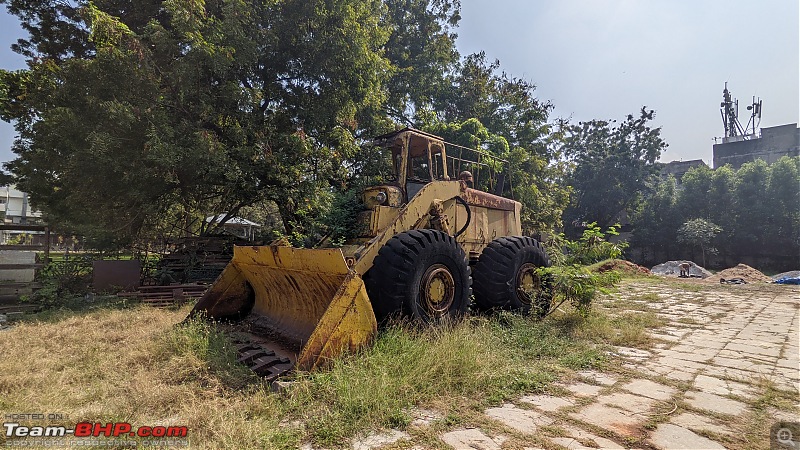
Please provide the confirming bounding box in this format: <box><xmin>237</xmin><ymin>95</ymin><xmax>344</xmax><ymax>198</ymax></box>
<box><xmin>719</xmin><ymin>82</ymin><xmax>747</xmax><ymax>139</ymax></box>
<box><xmin>744</xmin><ymin>95</ymin><xmax>762</xmax><ymax>136</ymax></box>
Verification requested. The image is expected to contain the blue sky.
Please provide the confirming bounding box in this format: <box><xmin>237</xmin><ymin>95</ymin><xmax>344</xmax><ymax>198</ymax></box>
<box><xmin>0</xmin><ymin>0</ymin><xmax>797</xmax><ymax>165</ymax></box>
<box><xmin>456</xmin><ymin>0</ymin><xmax>799</xmax><ymax>163</ymax></box>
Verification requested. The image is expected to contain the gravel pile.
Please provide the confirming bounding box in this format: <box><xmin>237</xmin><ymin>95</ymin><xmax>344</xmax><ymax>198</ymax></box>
<box><xmin>651</xmin><ymin>260</ymin><xmax>712</xmax><ymax>278</ymax></box>
<box><xmin>772</xmin><ymin>270</ymin><xmax>800</xmax><ymax>281</ymax></box>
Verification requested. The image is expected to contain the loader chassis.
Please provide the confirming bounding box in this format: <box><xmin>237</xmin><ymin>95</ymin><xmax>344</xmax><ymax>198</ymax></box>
<box><xmin>190</xmin><ymin>128</ymin><xmax>551</xmax><ymax>380</ymax></box>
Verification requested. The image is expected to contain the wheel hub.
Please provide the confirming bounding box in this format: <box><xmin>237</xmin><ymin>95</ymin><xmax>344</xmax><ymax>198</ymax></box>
<box><xmin>516</xmin><ymin>263</ymin><xmax>541</xmax><ymax>306</ymax></box>
<box><xmin>420</xmin><ymin>264</ymin><xmax>455</xmax><ymax>316</ymax></box>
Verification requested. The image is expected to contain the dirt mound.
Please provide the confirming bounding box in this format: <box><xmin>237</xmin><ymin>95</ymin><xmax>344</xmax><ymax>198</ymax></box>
<box><xmin>705</xmin><ymin>264</ymin><xmax>772</xmax><ymax>284</ymax></box>
<box><xmin>651</xmin><ymin>260</ymin><xmax>712</xmax><ymax>278</ymax></box>
<box><xmin>595</xmin><ymin>259</ymin><xmax>651</xmax><ymax>275</ymax></box>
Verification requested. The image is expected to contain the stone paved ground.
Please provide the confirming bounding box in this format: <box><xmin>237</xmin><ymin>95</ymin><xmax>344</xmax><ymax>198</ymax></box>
<box><xmin>315</xmin><ymin>280</ymin><xmax>800</xmax><ymax>450</ymax></box>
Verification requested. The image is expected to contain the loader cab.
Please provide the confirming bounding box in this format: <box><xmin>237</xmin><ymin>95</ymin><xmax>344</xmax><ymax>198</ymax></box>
<box><xmin>374</xmin><ymin>128</ymin><xmax>450</xmax><ymax>203</ymax></box>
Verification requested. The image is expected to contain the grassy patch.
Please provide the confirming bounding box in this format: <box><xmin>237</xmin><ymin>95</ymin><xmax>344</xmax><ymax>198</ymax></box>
<box><xmin>663</xmin><ymin>279</ymin><xmax>712</xmax><ymax>292</ymax></box>
<box><xmin>0</xmin><ymin>287</ymin><xmax>670</xmax><ymax>449</ymax></box>
<box><xmin>565</xmin><ymin>309</ymin><xmax>666</xmax><ymax>348</ymax></box>
<box><xmin>718</xmin><ymin>379</ymin><xmax>799</xmax><ymax>450</ymax></box>
<box><xmin>676</xmin><ymin>316</ymin><xmax>702</xmax><ymax>325</ymax></box>
<box><xmin>602</xmin><ymin>292</ymin><xmax>662</xmax><ymax>312</ymax></box>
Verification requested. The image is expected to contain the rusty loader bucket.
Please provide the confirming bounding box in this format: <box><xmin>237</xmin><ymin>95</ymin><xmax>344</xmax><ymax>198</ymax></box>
<box><xmin>189</xmin><ymin>246</ymin><xmax>377</xmax><ymax>378</ymax></box>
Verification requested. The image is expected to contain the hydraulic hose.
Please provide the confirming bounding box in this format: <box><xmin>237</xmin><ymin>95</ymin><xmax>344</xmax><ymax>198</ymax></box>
<box><xmin>453</xmin><ymin>196</ymin><xmax>471</xmax><ymax>238</ymax></box>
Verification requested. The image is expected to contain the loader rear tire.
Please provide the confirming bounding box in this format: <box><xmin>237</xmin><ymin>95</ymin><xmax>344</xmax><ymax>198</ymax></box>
<box><xmin>472</xmin><ymin>236</ymin><xmax>553</xmax><ymax>317</ymax></box>
<box><xmin>369</xmin><ymin>229</ymin><xmax>471</xmax><ymax>325</ymax></box>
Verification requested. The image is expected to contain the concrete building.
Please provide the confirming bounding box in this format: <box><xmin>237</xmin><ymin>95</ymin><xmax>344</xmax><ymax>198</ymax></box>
<box><xmin>660</xmin><ymin>159</ymin><xmax>708</xmax><ymax>185</ymax></box>
<box><xmin>0</xmin><ymin>186</ymin><xmax>42</xmax><ymax>225</ymax></box>
<box><xmin>0</xmin><ymin>186</ymin><xmax>44</xmax><ymax>244</ymax></box>
<box><xmin>712</xmin><ymin>123</ymin><xmax>800</xmax><ymax>169</ymax></box>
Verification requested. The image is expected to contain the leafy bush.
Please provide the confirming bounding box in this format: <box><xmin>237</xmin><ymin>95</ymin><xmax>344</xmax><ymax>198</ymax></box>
<box><xmin>541</xmin><ymin>265</ymin><xmax>620</xmax><ymax>316</ymax></box>
<box><xmin>320</xmin><ymin>189</ymin><xmax>365</xmax><ymax>246</ymax></box>
<box><xmin>547</xmin><ymin>222</ymin><xmax>628</xmax><ymax>266</ymax></box>
<box><xmin>29</xmin><ymin>256</ymin><xmax>93</xmax><ymax>307</ymax></box>
<box><xmin>534</xmin><ymin>224</ymin><xmax>626</xmax><ymax>315</ymax></box>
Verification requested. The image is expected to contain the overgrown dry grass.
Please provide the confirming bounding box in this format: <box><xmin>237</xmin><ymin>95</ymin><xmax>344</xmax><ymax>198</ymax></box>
<box><xmin>0</xmin><ymin>285</ymin><xmax>663</xmax><ymax>449</ymax></box>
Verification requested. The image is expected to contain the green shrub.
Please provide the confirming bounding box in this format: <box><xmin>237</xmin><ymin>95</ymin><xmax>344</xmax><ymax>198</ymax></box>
<box><xmin>537</xmin><ymin>265</ymin><xmax>620</xmax><ymax>316</ymax></box>
<box><xmin>547</xmin><ymin>222</ymin><xmax>628</xmax><ymax>266</ymax></box>
<box><xmin>29</xmin><ymin>256</ymin><xmax>93</xmax><ymax>308</ymax></box>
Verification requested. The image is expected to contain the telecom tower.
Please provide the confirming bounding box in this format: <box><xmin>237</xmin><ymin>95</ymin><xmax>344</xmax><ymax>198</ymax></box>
<box><xmin>719</xmin><ymin>82</ymin><xmax>762</xmax><ymax>143</ymax></box>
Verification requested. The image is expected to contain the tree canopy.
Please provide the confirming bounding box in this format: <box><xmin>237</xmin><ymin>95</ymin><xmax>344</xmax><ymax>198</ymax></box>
<box><xmin>0</xmin><ymin>0</ymin><xmax>394</xmax><ymax>246</ymax></box>
<box><xmin>1</xmin><ymin>0</ymin><xmax>574</xmax><ymax>247</ymax></box>
<box><xmin>631</xmin><ymin>156</ymin><xmax>800</xmax><ymax>270</ymax></box>
<box><xmin>7</xmin><ymin>0</ymin><xmax>789</xmax><ymax>271</ymax></box>
<box><xmin>560</xmin><ymin>107</ymin><xmax>667</xmax><ymax>234</ymax></box>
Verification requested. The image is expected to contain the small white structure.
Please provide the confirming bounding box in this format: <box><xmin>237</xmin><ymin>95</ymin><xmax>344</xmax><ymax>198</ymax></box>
<box><xmin>0</xmin><ymin>186</ymin><xmax>44</xmax><ymax>244</ymax></box>
<box><xmin>205</xmin><ymin>214</ymin><xmax>262</xmax><ymax>241</ymax></box>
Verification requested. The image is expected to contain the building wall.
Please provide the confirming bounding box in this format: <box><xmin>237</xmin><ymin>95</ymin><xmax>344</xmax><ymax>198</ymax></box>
<box><xmin>660</xmin><ymin>159</ymin><xmax>708</xmax><ymax>184</ymax></box>
<box><xmin>713</xmin><ymin>123</ymin><xmax>800</xmax><ymax>169</ymax></box>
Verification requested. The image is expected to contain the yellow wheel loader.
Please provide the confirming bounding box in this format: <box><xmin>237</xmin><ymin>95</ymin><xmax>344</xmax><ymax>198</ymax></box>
<box><xmin>189</xmin><ymin>128</ymin><xmax>552</xmax><ymax>381</ymax></box>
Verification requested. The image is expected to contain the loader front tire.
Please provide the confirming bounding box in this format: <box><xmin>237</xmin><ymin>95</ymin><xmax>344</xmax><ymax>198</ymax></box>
<box><xmin>472</xmin><ymin>236</ymin><xmax>553</xmax><ymax>317</ymax></box>
<box><xmin>369</xmin><ymin>229</ymin><xmax>471</xmax><ymax>325</ymax></box>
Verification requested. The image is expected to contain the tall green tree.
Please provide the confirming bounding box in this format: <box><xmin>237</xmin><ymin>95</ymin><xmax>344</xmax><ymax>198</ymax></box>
<box><xmin>677</xmin><ymin>218</ymin><xmax>722</xmax><ymax>268</ymax></box>
<box><xmin>765</xmin><ymin>156</ymin><xmax>800</xmax><ymax>255</ymax></box>
<box><xmin>730</xmin><ymin>159</ymin><xmax>771</xmax><ymax>255</ymax></box>
<box><xmin>438</xmin><ymin>52</ymin><xmax>553</xmax><ymax>157</ymax></box>
<box><xmin>420</xmin><ymin>52</ymin><xmax>568</xmax><ymax>232</ymax></box>
<box><xmin>1</xmin><ymin>0</ymin><xmax>391</xmax><ymax>246</ymax></box>
<box><xmin>380</xmin><ymin>0</ymin><xmax>460</xmax><ymax>127</ymax></box>
<box><xmin>630</xmin><ymin>157</ymin><xmax>799</xmax><ymax>269</ymax></box>
<box><xmin>631</xmin><ymin>175</ymin><xmax>680</xmax><ymax>260</ymax></box>
<box><xmin>677</xmin><ymin>165</ymin><xmax>713</xmax><ymax>221</ymax></box>
<box><xmin>561</xmin><ymin>107</ymin><xmax>667</xmax><ymax>234</ymax></box>
<box><xmin>2</xmin><ymin>0</ymin><xmax>572</xmax><ymax>248</ymax></box>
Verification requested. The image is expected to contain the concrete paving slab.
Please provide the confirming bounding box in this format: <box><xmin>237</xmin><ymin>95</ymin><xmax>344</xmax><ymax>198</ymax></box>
<box><xmin>701</xmin><ymin>365</ymin><xmax>763</xmax><ymax>383</ymax></box>
<box><xmin>569</xmin><ymin>403</ymin><xmax>642</xmax><ymax>437</ymax></box>
<box><xmin>485</xmin><ymin>404</ymin><xmax>552</xmax><ymax>434</ymax></box>
<box><xmin>560</xmin><ymin>425</ymin><xmax>626</xmax><ymax>449</ymax></box>
<box><xmin>693</xmin><ymin>374</ymin><xmax>755</xmax><ymax>398</ymax></box>
<box><xmin>667</xmin><ymin>344</ymin><xmax>719</xmax><ymax>357</ymax></box>
<box><xmin>549</xmin><ymin>437</ymin><xmax>600</xmax><ymax>449</ymax></box>
<box><xmin>613</xmin><ymin>346</ymin><xmax>652</xmax><ymax>360</ymax></box>
<box><xmin>649</xmin><ymin>356</ymin><xmax>707</xmax><ymax>373</ymax></box>
<box><xmin>670</xmin><ymin>412</ymin><xmax>732</xmax><ymax>435</ymax></box>
<box><xmin>409</xmin><ymin>408</ymin><xmax>443</xmax><ymax>427</ymax></box>
<box><xmin>662</xmin><ymin>369</ymin><xmax>696</xmax><ymax>382</ymax></box>
<box><xmin>440</xmin><ymin>429</ymin><xmax>506</xmax><ymax>450</ymax></box>
<box><xmin>519</xmin><ymin>394</ymin><xmax>574</xmax><ymax>412</ymax></box>
<box><xmin>621</xmin><ymin>379</ymin><xmax>677</xmax><ymax>401</ymax></box>
<box><xmin>711</xmin><ymin>355</ymin><xmax>774</xmax><ymax>374</ymax></box>
<box><xmin>577</xmin><ymin>370</ymin><xmax>618</xmax><ymax>386</ymax></box>
<box><xmin>716</xmin><ymin>348</ymin><xmax>777</xmax><ymax>364</ymax></box>
<box><xmin>685</xmin><ymin>390</ymin><xmax>748</xmax><ymax>416</ymax></box>
<box><xmin>564</xmin><ymin>382</ymin><xmax>604</xmax><ymax>397</ymax></box>
<box><xmin>656</xmin><ymin>349</ymin><xmax>713</xmax><ymax>363</ymax></box>
<box><xmin>649</xmin><ymin>423</ymin><xmax>725</xmax><ymax>449</ymax></box>
<box><xmin>352</xmin><ymin>430</ymin><xmax>410</xmax><ymax>450</ymax></box>
<box><xmin>650</xmin><ymin>332</ymin><xmax>681</xmax><ymax>343</ymax></box>
<box><xmin>595</xmin><ymin>392</ymin><xmax>657</xmax><ymax>413</ymax></box>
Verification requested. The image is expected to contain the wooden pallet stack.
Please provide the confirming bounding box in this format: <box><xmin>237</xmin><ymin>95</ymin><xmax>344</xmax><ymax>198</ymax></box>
<box><xmin>119</xmin><ymin>283</ymin><xmax>209</xmax><ymax>308</ymax></box>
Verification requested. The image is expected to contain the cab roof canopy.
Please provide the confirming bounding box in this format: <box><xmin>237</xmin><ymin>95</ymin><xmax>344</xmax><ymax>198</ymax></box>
<box><xmin>373</xmin><ymin>128</ymin><xmax>445</xmax><ymax>158</ymax></box>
